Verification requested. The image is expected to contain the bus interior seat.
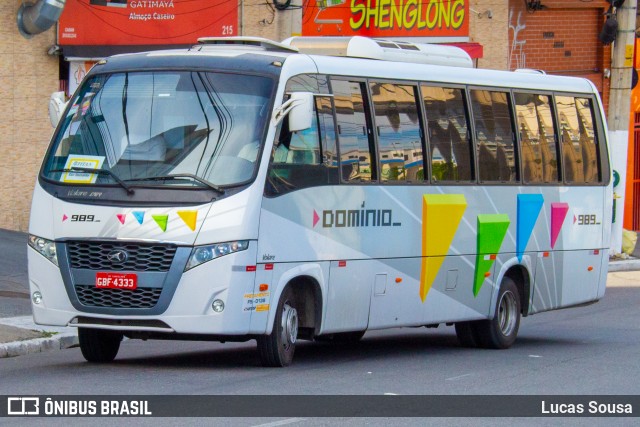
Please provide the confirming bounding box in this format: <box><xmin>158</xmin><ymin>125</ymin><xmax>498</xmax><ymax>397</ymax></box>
<box><xmin>496</xmin><ymin>142</ymin><xmax>511</xmax><ymax>181</ymax></box>
<box><xmin>121</xmin><ymin>133</ymin><xmax>167</xmax><ymax>161</ymax></box>
<box><xmin>579</xmin><ymin>123</ymin><xmax>597</xmax><ymax>181</ymax></box>
<box><xmin>478</xmin><ymin>141</ymin><xmax>499</xmax><ymax>181</ymax></box>
<box><xmin>538</xmin><ymin>132</ymin><xmax>556</xmax><ymax>182</ymax></box>
<box><xmin>520</xmin><ymin>129</ymin><xmax>540</xmax><ymax>183</ymax></box>
<box><xmin>449</xmin><ymin>125</ymin><xmax>471</xmax><ymax>180</ymax></box>
<box><xmin>562</xmin><ymin>128</ymin><xmax>584</xmax><ymax>182</ymax></box>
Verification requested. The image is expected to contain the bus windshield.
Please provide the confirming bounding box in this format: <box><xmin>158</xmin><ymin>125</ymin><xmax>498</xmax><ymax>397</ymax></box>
<box><xmin>42</xmin><ymin>71</ymin><xmax>273</xmax><ymax>188</ymax></box>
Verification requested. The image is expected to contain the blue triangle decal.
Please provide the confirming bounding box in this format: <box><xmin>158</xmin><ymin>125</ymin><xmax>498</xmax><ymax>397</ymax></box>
<box><xmin>133</xmin><ymin>211</ymin><xmax>145</xmax><ymax>225</ymax></box>
<box><xmin>517</xmin><ymin>194</ymin><xmax>544</xmax><ymax>262</ymax></box>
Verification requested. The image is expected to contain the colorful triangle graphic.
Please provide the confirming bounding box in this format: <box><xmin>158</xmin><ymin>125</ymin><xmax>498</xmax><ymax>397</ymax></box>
<box><xmin>550</xmin><ymin>203</ymin><xmax>569</xmax><ymax>249</ymax></box>
<box><xmin>420</xmin><ymin>194</ymin><xmax>467</xmax><ymax>302</ymax></box>
<box><xmin>517</xmin><ymin>194</ymin><xmax>544</xmax><ymax>262</ymax></box>
<box><xmin>177</xmin><ymin>211</ymin><xmax>198</xmax><ymax>231</ymax></box>
<box><xmin>116</xmin><ymin>214</ymin><xmax>126</xmax><ymax>225</ymax></box>
<box><xmin>474</xmin><ymin>214</ymin><xmax>510</xmax><ymax>297</ymax></box>
<box><xmin>313</xmin><ymin>210</ymin><xmax>320</xmax><ymax>227</ymax></box>
<box><xmin>152</xmin><ymin>214</ymin><xmax>168</xmax><ymax>232</ymax></box>
<box><xmin>62</xmin><ymin>214</ymin><xmax>68</xmax><ymax>222</ymax></box>
<box><xmin>132</xmin><ymin>211</ymin><xmax>145</xmax><ymax>225</ymax></box>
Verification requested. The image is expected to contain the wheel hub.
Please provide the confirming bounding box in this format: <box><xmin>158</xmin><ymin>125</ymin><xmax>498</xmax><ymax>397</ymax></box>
<box><xmin>281</xmin><ymin>302</ymin><xmax>298</xmax><ymax>349</ymax></box>
<box><xmin>498</xmin><ymin>290</ymin><xmax>518</xmax><ymax>336</ymax></box>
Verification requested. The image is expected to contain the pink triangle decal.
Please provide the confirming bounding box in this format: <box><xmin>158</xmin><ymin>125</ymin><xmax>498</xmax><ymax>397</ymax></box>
<box><xmin>116</xmin><ymin>214</ymin><xmax>126</xmax><ymax>225</ymax></box>
<box><xmin>313</xmin><ymin>210</ymin><xmax>320</xmax><ymax>227</ymax></box>
<box><xmin>573</xmin><ymin>215</ymin><xmax>577</xmax><ymax>224</ymax></box>
<box><xmin>550</xmin><ymin>203</ymin><xmax>569</xmax><ymax>249</ymax></box>
<box><xmin>62</xmin><ymin>214</ymin><xmax>68</xmax><ymax>222</ymax></box>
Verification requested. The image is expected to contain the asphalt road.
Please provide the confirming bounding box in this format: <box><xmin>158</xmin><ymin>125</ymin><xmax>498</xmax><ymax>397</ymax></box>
<box><xmin>2</xmin><ymin>285</ymin><xmax>638</xmax><ymax>394</ymax></box>
<box><xmin>1</xmin><ymin>236</ymin><xmax>639</xmax><ymax>425</ymax></box>
<box><xmin>0</xmin><ymin>229</ymin><xmax>30</xmax><ymax>318</ymax></box>
<box><xmin>0</xmin><ymin>278</ymin><xmax>638</xmax><ymax>426</ymax></box>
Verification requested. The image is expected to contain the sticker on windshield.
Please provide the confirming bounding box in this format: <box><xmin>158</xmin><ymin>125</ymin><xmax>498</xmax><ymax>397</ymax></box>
<box><xmin>62</xmin><ymin>155</ymin><xmax>105</xmax><ymax>183</ymax></box>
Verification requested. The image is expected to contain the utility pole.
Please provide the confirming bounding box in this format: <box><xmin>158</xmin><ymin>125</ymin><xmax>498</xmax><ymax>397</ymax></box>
<box><xmin>608</xmin><ymin>0</ymin><xmax>637</xmax><ymax>255</ymax></box>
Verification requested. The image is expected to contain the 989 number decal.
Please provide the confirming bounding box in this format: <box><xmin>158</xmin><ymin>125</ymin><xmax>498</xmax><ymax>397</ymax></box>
<box><xmin>71</xmin><ymin>215</ymin><xmax>98</xmax><ymax>222</ymax></box>
<box><xmin>576</xmin><ymin>214</ymin><xmax>600</xmax><ymax>225</ymax></box>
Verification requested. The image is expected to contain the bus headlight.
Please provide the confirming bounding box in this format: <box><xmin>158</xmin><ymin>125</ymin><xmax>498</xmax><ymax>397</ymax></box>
<box><xmin>185</xmin><ymin>240</ymin><xmax>249</xmax><ymax>271</ymax></box>
<box><xmin>28</xmin><ymin>235</ymin><xmax>58</xmax><ymax>266</ymax></box>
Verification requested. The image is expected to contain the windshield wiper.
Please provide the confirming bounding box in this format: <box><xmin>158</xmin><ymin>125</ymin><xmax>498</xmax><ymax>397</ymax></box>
<box><xmin>50</xmin><ymin>167</ymin><xmax>135</xmax><ymax>195</ymax></box>
<box><xmin>124</xmin><ymin>174</ymin><xmax>225</xmax><ymax>195</ymax></box>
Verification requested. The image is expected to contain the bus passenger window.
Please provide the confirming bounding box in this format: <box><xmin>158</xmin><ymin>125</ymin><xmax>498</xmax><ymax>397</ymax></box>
<box><xmin>421</xmin><ymin>85</ymin><xmax>472</xmax><ymax>182</ymax></box>
<box><xmin>471</xmin><ymin>90</ymin><xmax>518</xmax><ymax>183</ymax></box>
<box><xmin>514</xmin><ymin>93</ymin><xmax>559</xmax><ymax>183</ymax></box>
<box><xmin>265</xmin><ymin>95</ymin><xmax>337</xmax><ymax>196</ymax></box>
<box><xmin>332</xmin><ymin>79</ymin><xmax>375</xmax><ymax>182</ymax></box>
<box><xmin>556</xmin><ymin>96</ymin><xmax>600</xmax><ymax>184</ymax></box>
<box><xmin>370</xmin><ymin>82</ymin><xmax>423</xmax><ymax>183</ymax></box>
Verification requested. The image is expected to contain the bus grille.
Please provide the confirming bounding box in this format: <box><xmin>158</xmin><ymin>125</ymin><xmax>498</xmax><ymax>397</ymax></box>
<box><xmin>67</xmin><ymin>241</ymin><xmax>176</xmax><ymax>272</ymax></box>
<box><xmin>75</xmin><ymin>285</ymin><xmax>162</xmax><ymax>309</ymax></box>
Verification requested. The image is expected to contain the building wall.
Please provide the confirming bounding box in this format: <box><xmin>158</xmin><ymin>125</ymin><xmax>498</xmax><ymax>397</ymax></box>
<box><xmin>0</xmin><ymin>1</ymin><xmax>59</xmax><ymax>231</ymax></box>
<box><xmin>470</xmin><ymin>0</ymin><xmax>509</xmax><ymax>70</ymax></box>
<box><xmin>241</xmin><ymin>0</ymin><xmax>301</xmax><ymax>40</ymax></box>
<box><xmin>507</xmin><ymin>0</ymin><xmax>611</xmax><ymax>110</ymax></box>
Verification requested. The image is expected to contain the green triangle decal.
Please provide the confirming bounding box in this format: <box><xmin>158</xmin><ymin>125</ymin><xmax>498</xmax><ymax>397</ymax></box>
<box><xmin>474</xmin><ymin>214</ymin><xmax>510</xmax><ymax>297</ymax></box>
<box><xmin>152</xmin><ymin>214</ymin><xmax>169</xmax><ymax>232</ymax></box>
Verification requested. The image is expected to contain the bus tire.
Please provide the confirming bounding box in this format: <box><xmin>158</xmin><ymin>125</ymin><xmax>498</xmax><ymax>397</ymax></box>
<box><xmin>78</xmin><ymin>328</ymin><xmax>122</xmax><ymax>363</ymax></box>
<box><xmin>455</xmin><ymin>322</ymin><xmax>479</xmax><ymax>348</ymax></box>
<box><xmin>257</xmin><ymin>287</ymin><xmax>298</xmax><ymax>367</ymax></box>
<box><xmin>476</xmin><ymin>277</ymin><xmax>521</xmax><ymax>349</ymax></box>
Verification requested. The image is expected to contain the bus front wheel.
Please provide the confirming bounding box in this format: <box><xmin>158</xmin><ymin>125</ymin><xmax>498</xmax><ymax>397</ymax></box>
<box><xmin>78</xmin><ymin>328</ymin><xmax>123</xmax><ymax>363</ymax></box>
<box><xmin>476</xmin><ymin>277</ymin><xmax>521</xmax><ymax>349</ymax></box>
<box><xmin>257</xmin><ymin>287</ymin><xmax>298</xmax><ymax>367</ymax></box>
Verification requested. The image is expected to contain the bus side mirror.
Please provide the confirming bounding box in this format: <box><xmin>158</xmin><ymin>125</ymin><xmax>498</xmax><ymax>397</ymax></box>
<box><xmin>288</xmin><ymin>92</ymin><xmax>314</xmax><ymax>132</ymax></box>
<box><xmin>272</xmin><ymin>92</ymin><xmax>314</xmax><ymax>130</ymax></box>
<box><xmin>48</xmin><ymin>91</ymin><xmax>68</xmax><ymax>128</ymax></box>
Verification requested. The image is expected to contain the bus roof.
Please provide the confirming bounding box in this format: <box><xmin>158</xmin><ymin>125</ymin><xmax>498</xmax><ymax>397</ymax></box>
<box><xmin>93</xmin><ymin>37</ymin><xmax>598</xmax><ymax>97</ymax></box>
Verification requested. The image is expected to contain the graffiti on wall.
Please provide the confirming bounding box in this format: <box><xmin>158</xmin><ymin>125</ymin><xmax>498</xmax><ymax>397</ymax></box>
<box><xmin>508</xmin><ymin>9</ymin><xmax>526</xmax><ymax>70</ymax></box>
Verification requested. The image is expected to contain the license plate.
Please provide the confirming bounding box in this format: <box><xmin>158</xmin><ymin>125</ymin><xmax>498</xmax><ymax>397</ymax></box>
<box><xmin>95</xmin><ymin>272</ymin><xmax>137</xmax><ymax>290</ymax></box>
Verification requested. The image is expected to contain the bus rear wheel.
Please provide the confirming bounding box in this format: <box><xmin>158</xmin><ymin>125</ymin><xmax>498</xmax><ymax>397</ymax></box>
<box><xmin>475</xmin><ymin>277</ymin><xmax>521</xmax><ymax>349</ymax></box>
<box><xmin>78</xmin><ymin>328</ymin><xmax>123</xmax><ymax>363</ymax></box>
<box><xmin>257</xmin><ymin>287</ymin><xmax>298</xmax><ymax>367</ymax></box>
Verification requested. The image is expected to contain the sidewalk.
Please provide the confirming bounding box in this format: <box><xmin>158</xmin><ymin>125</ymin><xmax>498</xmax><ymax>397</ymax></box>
<box><xmin>1</xmin><ymin>227</ymin><xmax>640</xmax><ymax>359</ymax></box>
<box><xmin>0</xmin><ymin>228</ymin><xmax>78</xmax><ymax>358</ymax></box>
<box><xmin>0</xmin><ymin>316</ymin><xmax>78</xmax><ymax>358</ymax></box>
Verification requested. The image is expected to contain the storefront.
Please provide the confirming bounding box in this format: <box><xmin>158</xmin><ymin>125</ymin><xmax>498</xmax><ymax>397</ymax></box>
<box><xmin>58</xmin><ymin>0</ymin><xmax>238</xmax><ymax>96</ymax></box>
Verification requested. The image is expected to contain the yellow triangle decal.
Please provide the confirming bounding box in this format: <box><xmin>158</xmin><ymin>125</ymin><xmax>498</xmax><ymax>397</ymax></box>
<box><xmin>420</xmin><ymin>194</ymin><xmax>467</xmax><ymax>302</ymax></box>
<box><xmin>178</xmin><ymin>210</ymin><xmax>198</xmax><ymax>231</ymax></box>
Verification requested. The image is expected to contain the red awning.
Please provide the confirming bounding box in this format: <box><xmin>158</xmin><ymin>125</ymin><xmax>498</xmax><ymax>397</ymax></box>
<box><xmin>444</xmin><ymin>42</ymin><xmax>484</xmax><ymax>59</ymax></box>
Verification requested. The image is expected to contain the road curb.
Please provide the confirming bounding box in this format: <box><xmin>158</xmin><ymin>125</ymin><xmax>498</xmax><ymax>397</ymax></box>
<box><xmin>0</xmin><ymin>316</ymin><xmax>79</xmax><ymax>359</ymax></box>
<box><xmin>608</xmin><ymin>259</ymin><xmax>640</xmax><ymax>272</ymax></box>
<box><xmin>0</xmin><ymin>333</ymin><xmax>78</xmax><ymax>359</ymax></box>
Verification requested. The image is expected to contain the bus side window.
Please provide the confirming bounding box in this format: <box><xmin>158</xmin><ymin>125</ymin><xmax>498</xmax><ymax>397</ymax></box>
<box><xmin>421</xmin><ymin>85</ymin><xmax>472</xmax><ymax>182</ymax></box>
<box><xmin>556</xmin><ymin>95</ymin><xmax>600</xmax><ymax>184</ymax></box>
<box><xmin>370</xmin><ymin>82</ymin><xmax>424</xmax><ymax>183</ymax></box>
<box><xmin>265</xmin><ymin>95</ymin><xmax>337</xmax><ymax>196</ymax></box>
<box><xmin>514</xmin><ymin>93</ymin><xmax>559</xmax><ymax>183</ymax></box>
<box><xmin>470</xmin><ymin>89</ymin><xmax>518</xmax><ymax>183</ymax></box>
<box><xmin>332</xmin><ymin>79</ymin><xmax>375</xmax><ymax>183</ymax></box>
